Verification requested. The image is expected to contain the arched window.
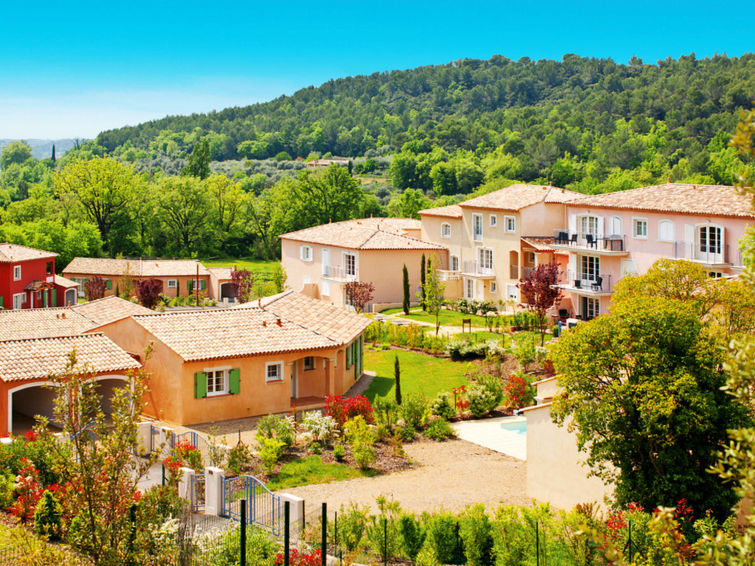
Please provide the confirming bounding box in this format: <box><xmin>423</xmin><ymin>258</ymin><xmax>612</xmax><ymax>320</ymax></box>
<box><xmin>658</xmin><ymin>220</ymin><xmax>675</xmax><ymax>242</ymax></box>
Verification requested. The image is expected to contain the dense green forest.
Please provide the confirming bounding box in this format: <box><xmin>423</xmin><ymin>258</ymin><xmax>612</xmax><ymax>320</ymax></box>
<box><xmin>0</xmin><ymin>53</ymin><xmax>752</xmax><ymax>264</ymax></box>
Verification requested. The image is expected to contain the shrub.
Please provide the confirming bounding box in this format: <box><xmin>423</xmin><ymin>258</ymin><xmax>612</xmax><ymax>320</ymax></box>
<box><xmin>325</xmin><ymin>395</ymin><xmax>374</xmax><ymax>428</ymax></box>
<box><xmin>8</xmin><ymin>458</ymin><xmax>43</xmax><ymax>522</ymax></box>
<box><xmin>366</xmin><ymin>499</ymin><xmax>402</xmax><ymax>561</ymax></box>
<box><xmin>333</xmin><ymin>443</ymin><xmax>346</xmax><ymax>462</ymax></box>
<box><xmin>275</xmin><ymin>548</ymin><xmax>321</xmax><ymax>566</ymax></box>
<box><xmin>33</xmin><ymin>490</ymin><xmax>63</xmax><ymax>540</ymax></box>
<box><xmin>256</xmin><ymin>414</ymin><xmax>296</xmax><ymax>447</ymax></box>
<box><xmin>503</xmin><ymin>374</ymin><xmax>536</xmax><ymax>410</ymax></box>
<box><xmin>173</xmin><ymin>439</ymin><xmax>203</xmax><ymax>471</ymax></box>
<box><xmin>446</xmin><ymin>338</ymin><xmax>489</xmax><ymax>360</ymax></box>
<box><xmin>343</xmin><ymin>416</ymin><xmax>377</xmax><ymax>470</ymax></box>
<box><xmin>512</xmin><ymin>334</ymin><xmax>537</xmax><ymax>368</ymax></box>
<box><xmin>302</xmin><ymin>411</ymin><xmax>338</xmax><ymax>443</ymax></box>
<box><xmin>373</xmin><ymin>396</ymin><xmax>399</xmax><ymax>427</ymax></box>
<box><xmin>200</xmin><ymin>524</ymin><xmax>279</xmax><ymax>566</ymax></box>
<box><xmin>400</xmin><ymin>393</ymin><xmax>427</xmax><ymax>430</ymax></box>
<box><xmin>467</xmin><ymin>384</ymin><xmax>500</xmax><ymax>418</ymax></box>
<box><xmin>397</xmin><ymin>425</ymin><xmax>417</xmax><ymax>442</ymax></box>
<box><xmin>338</xmin><ymin>503</ymin><xmax>369</xmax><ymax>552</ymax></box>
<box><xmin>430</xmin><ymin>392</ymin><xmax>456</xmax><ymax>420</ymax></box>
<box><xmin>425</xmin><ymin>418</ymin><xmax>456</xmax><ymax>441</ymax></box>
<box><xmin>0</xmin><ymin>474</ymin><xmax>15</xmax><ymax>510</ymax></box>
<box><xmin>460</xmin><ymin>504</ymin><xmax>494</xmax><ymax>566</ymax></box>
<box><xmin>308</xmin><ymin>441</ymin><xmax>322</xmax><ymax>455</ymax></box>
<box><xmin>399</xmin><ymin>513</ymin><xmax>425</xmax><ymax>560</ymax></box>
<box><xmin>258</xmin><ymin>438</ymin><xmax>285</xmax><ymax>474</ymax></box>
<box><xmin>426</xmin><ymin>513</ymin><xmax>464</xmax><ymax>565</ymax></box>
<box><xmin>226</xmin><ymin>443</ymin><xmax>252</xmax><ymax>475</ymax></box>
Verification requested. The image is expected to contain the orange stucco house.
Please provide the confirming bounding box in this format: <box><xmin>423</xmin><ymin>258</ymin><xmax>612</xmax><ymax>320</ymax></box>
<box><xmin>92</xmin><ymin>291</ymin><xmax>371</xmax><ymax>426</ymax></box>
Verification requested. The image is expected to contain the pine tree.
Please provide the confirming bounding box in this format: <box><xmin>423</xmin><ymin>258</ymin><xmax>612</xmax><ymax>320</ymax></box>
<box><xmin>394</xmin><ymin>354</ymin><xmax>402</xmax><ymax>405</ymax></box>
<box><xmin>420</xmin><ymin>254</ymin><xmax>426</xmax><ymax>311</ymax></box>
<box><xmin>402</xmin><ymin>264</ymin><xmax>410</xmax><ymax>314</ymax></box>
<box><xmin>51</xmin><ymin>144</ymin><xmax>56</xmax><ymax>164</ymax></box>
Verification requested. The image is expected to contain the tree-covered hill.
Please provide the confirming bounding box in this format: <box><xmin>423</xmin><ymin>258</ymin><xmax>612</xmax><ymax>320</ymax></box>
<box><xmin>96</xmin><ymin>53</ymin><xmax>754</xmax><ymax>167</ymax></box>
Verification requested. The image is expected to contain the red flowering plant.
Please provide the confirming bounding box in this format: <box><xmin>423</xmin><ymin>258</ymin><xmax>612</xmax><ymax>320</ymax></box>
<box><xmin>172</xmin><ymin>439</ymin><xmax>203</xmax><ymax>472</ymax></box>
<box><xmin>452</xmin><ymin>385</ymin><xmax>469</xmax><ymax>413</ymax></box>
<box><xmin>7</xmin><ymin>457</ymin><xmax>44</xmax><ymax>522</ymax></box>
<box><xmin>502</xmin><ymin>373</ymin><xmax>535</xmax><ymax>410</ymax></box>
<box><xmin>274</xmin><ymin>548</ymin><xmax>321</xmax><ymax>566</ymax></box>
<box><xmin>23</xmin><ymin>429</ymin><xmax>39</xmax><ymax>442</ymax></box>
<box><xmin>325</xmin><ymin>395</ymin><xmax>374</xmax><ymax>428</ymax></box>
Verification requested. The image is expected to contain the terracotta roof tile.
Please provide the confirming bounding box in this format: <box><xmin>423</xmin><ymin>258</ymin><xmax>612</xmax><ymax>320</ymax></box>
<box><xmin>71</xmin><ymin>296</ymin><xmax>154</xmax><ymax>325</ymax></box>
<box><xmin>418</xmin><ymin>204</ymin><xmax>463</xmax><ymax>218</ymax></box>
<box><xmin>0</xmin><ymin>243</ymin><xmax>57</xmax><ymax>263</ymax></box>
<box><xmin>460</xmin><ymin>184</ymin><xmax>577</xmax><ymax>211</ymax></box>
<box><xmin>63</xmin><ymin>257</ymin><xmax>210</xmax><ymax>277</ymax></box>
<box><xmin>0</xmin><ymin>333</ymin><xmax>140</xmax><ymax>382</ymax></box>
<box><xmin>566</xmin><ymin>183</ymin><xmax>755</xmax><ymax>218</ymax></box>
<box><xmin>53</xmin><ymin>274</ymin><xmax>80</xmax><ymax>289</ymax></box>
<box><xmin>280</xmin><ymin>218</ymin><xmax>444</xmax><ymax>250</ymax></box>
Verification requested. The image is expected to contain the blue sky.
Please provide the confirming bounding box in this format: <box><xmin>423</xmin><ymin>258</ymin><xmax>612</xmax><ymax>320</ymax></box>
<box><xmin>1</xmin><ymin>0</ymin><xmax>751</xmax><ymax>139</ymax></box>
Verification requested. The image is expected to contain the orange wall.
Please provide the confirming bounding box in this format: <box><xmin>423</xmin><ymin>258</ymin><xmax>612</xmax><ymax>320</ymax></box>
<box><xmin>62</xmin><ymin>273</ymin><xmax>211</xmax><ymax>299</ymax></box>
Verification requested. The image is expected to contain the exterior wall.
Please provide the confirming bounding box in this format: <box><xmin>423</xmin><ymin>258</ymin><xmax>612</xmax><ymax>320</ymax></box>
<box><xmin>0</xmin><ymin>257</ymin><xmax>56</xmax><ymax>310</ymax></box>
<box><xmin>520</xmin><ymin>202</ymin><xmax>567</xmax><ymax>237</ymax></box>
<box><xmin>359</xmin><ymin>249</ymin><xmax>445</xmax><ymax>306</ymax></box>
<box><xmin>525</xmin><ymin>404</ymin><xmax>612</xmax><ymax>510</ymax></box>
<box><xmin>62</xmin><ymin>272</ymin><xmax>211</xmax><ymax>299</ymax></box>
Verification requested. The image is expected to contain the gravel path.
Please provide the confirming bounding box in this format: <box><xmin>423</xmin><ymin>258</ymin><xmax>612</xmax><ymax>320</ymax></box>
<box><xmin>278</xmin><ymin>437</ymin><xmax>528</xmax><ymax>514</ymax></box>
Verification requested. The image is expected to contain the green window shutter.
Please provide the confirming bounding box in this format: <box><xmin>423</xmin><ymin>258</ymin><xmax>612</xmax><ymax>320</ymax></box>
<box><xmin>194</xmin><ymin>372</ymin><xmax>207</xmax><ymax>399</ymax></box>
<box><xmin>188</xmin><ymin>280</ymin><xmax>194</xmax><ymax>292</ymax></box>
<box><xmin>106</xmin><ymin>279</ymin><xmax>113</xmax><ymax>290</ymax></box>
<box><xmin>51</xmin><ymin>289</ymin><xmax>57</xmax><ymax>307</ymax></box>
<box><xmin>199</xmin><ymin>280</ymin><xmax>207</xmax><ymax>290</ymax></box>
<box><xmin>229</xmin><ymin>368</ymin><xmax>241</xmax><ymax>394</ymax></box>
<box><xmin>0</xmin><ymin>295</ymin><xmax>4</xmax><ymax>308</ymax></box>
<box><xmin>358</xmin><ymin>337</ymin><xmax>363</xmax><ymax>375</ymax></box>
<box><xmin>43</xmin><ymin>292</ymin><xmax>48</xmax><ymax>308</ymax></box>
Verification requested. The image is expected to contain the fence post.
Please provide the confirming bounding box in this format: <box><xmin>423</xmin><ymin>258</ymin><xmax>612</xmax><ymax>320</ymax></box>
<box><xmin>383</xmin><ymin>517</ymin><xmax>388</xmax><ymax>566</ymax></box>
<box><xmin>535</xmin><ymin>521</ymin><xmax>540</xmax><ymax>566</ymax></box>
<box><xmin>284</xmin><ymin>501</ymin><xmax>290</xmax><ymax>566</ymax></box>
<box><xmin>334</xmin><ymin>511</ymin><xmax>338</xmax><ymax>555</ymax></box>
<box><xmin>321</xmin><ymin>503</ymin><xmax>327</xmax><ymax>566</ymax></box>
<box><xmin>628</xmin><ymin>518</ymin><xmax>633</xmax><ymax>563</ymax></box>
<box><xmin>161</xmin><ymin>463</ymin><xmax>165</xmax><ymax>487</ymax></box>
<box><xmin>240</xmin><ymin>499</ymin><xmax>247</xmax><ymax>566</ymax></box>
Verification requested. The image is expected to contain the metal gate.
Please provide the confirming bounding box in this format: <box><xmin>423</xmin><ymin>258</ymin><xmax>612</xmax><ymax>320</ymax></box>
<box><xmin>221</xmin><ymin>475</ymin><xmax>282</xmax><ymax>535</ymax></box>
<box><xmin>189</xmin><ymin>473</ymin><xmax>205</xmax><ymax>512</ymax></box>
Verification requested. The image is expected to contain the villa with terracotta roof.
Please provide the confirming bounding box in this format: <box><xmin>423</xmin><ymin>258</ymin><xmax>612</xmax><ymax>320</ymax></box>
<box><xmin>280</xmin><ymin>218</ymin><xmax>447</xmax><ymax>310</ymax></box>
<box><xmin>419</xmin><ymin>184</ymin><xmax>579</xmax><ymax>305</ymax></box>
<box><xmin>92</xmin><ymin>291</ymin><xmax>371</xmax><ymax>426</ymax></box>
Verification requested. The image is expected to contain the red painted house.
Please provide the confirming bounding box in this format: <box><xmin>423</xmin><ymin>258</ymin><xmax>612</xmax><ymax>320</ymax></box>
<box><xmin>0</xmin><ymin>243</ymin><xmax>76</xmax><ymax>310</ymax></box>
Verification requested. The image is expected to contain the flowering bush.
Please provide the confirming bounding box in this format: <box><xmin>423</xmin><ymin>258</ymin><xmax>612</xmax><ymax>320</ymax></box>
<box><xmin>325</xmin><ymin>395</ymin><xmax>374</xmax><ymax>427</ymax></box>
<box><xmin>256</xmin><ymin>414</ymin><xmax>296</xmax><ymax>447</ymax></box>
<box><xmin>173</xmin><ymin>439</ymin><xmax>203</xmax><ymax>471</ymax></box>
<box><xmin>430</xmin><ymin>392</ymin><xmax>456</xmax><ymax>420</ymax></box>
<box><xmin>452</xmin><ymin>385</ymin><xmax>470</xmax><ymax>413</ymax></box>
<box><xmin>275</xmin><ymin>547</ymin><xmax>321</xmax><ymax>566</ymax></box>
<box><xmin>502</xmin><ymin>373</ymin><xmax>535</xmax><ymax>410</ymax></box>
<box><xmin>343</xmin><ymin>416</ymin><xmax>377</xmax><ymax>470</ymax></box>
<box><xmin>302</xmin><ymin>411</ymin><xmax>339</xmax><ymax>443</ymax></box>
<box><xmin>8</xmin><ymin>458</ymin><xmax>44</xmax><ymax>522</ymax></box>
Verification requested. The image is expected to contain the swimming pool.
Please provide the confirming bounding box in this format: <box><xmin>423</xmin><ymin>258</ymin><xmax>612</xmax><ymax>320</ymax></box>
<box><xmin>500</xmin><ymin>420</ymin><xmax>526</xmax><ymax>435</ymax></box>
<box><xmin>451</xmin><ymin>416</ymin><xmax>527</xmax><ymax>460</ymax></box>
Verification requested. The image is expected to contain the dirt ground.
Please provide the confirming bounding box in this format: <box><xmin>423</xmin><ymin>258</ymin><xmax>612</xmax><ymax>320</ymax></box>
<box><xmin>278</xmin><ymin>436</ymin><xmax>529</xmax><ymax>514</ymax></box>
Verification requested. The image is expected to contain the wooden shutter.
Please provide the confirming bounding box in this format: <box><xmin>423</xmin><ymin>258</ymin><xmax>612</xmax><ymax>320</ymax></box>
<box><xmin>199</xmin><ymin>280</ymin><xmax>207</xmax><ymax>290</ymax></box>
<box><xmin>51</xmin><ymin>289</ymin><xmax>57</xmax><ymax>307</ymax></box>
<box><xmin>106</xmin><ymin>279</ymin><xmax>113</xmax><ymax>290</ymax></box>
<box><xmin>188</xmin><ymin>280</ymin><xmax>194</xmax><ymax>292</ymax></box>
<box><xmin>194</xmin><ymin>372</ymin><xmax>207</xmax><ymax>398</ymax></box>
<box><xmin>43</xmin><ymin>291</ymin><xmax>48</xmax><ymax>308</ymax></box>
<box><xmin>229</xmin><ymin>368</ymin><xmax>241</xmax><ymax>394</ymax></box>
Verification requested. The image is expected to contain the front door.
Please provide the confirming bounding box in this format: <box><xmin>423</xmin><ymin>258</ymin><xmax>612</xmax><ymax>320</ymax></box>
<box><xmin>290</xmin><ymin>362</ymin><xmax>298</xmax><ymax>399</ymax></box>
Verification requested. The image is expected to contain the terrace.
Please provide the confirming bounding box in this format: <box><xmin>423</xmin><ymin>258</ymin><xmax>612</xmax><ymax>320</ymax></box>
<box><xmin>530</xmin><ymin>231</ymin><xmax>630</xmax><ymax>256</ymax></box>
<box><xmin>554</xmin><ymin>270</ymin><xmax>613</xmax><ymax>296</ymax></box>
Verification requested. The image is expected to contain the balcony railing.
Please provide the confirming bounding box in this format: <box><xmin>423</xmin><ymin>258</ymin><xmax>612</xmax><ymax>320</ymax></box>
<box><xmin>510</xmin><ymin>264</ymin><xmax>518</xmax><ymax>279</ymax></box>
<box><xmin>437</xmin><ymin>270</ymin><xmax>461</xmax><ymax>281</ymax></box>
<box><xmin>322</xmin><ymin>265</ymin><xmax>357</xmax><ymax>281</ymax></box>
<box><xmin>673</xmin><ymin>242</ymin><xmax>731</xmax><ymax>266</ymax></box>
<box><xmin>462</xmin><ymin>260</ymin><xmax>495</xmax><ymax>277</ymax></box>
<box><xmin>557</xmin><ymin>270</ymin><xmax>613</xmax><ymax>294</ymax></box>
<box><xmin>550</xmin><ymin>230</ymin><xmax>627</xmax><ymax>252</ymax></box>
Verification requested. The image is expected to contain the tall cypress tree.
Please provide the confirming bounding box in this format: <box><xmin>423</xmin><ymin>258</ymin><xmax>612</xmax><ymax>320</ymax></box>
<box><xmin>420</xmin><ymin>254</ymin><xmax>426</xmax><ymax>311</ymax></box>
<box><xmin>51</xmin><ymin>144</ymin><xmax>56</xmax><ymax>164</ymax></box>
<box><xmin>402</xmin><ymin>264</ymin><xmax>410</xmax><ymax>314</ymax></box>
<box><xmin>394</xmin><ymin>354</ymin><xmax>402</xmax><ymax>405</ymax></box>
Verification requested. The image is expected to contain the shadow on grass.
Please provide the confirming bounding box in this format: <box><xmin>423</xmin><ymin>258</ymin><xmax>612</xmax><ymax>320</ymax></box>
<box><xmin>364</xmin><ymin>376</ymin><xmax>395</xmax><ymax>400</ymax></box>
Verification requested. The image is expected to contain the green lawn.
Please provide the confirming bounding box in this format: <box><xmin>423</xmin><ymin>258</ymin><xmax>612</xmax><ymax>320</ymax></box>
<box><xmin>379</xmin><ymin>307</ymin><xmax>489</xmax><ymax>328</ymax></box>
<box><xmin>363</xmin><ymin>349</ymin><xmax>471</xmax><ymax>401</ymax></box>
<box><xmin>201</xmin><ymin>257</ymin><xmax>278</xmax><ymax>272</ymax></box>
<box><xmin>266</xmin><ymin>455</ymin><xmax>374</xmax><ymax>490</ymax></box>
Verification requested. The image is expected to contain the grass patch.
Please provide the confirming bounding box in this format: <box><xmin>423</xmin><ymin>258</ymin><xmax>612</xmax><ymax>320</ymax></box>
<box><xmin>266</xmin><ymin>455</ymin><xmax>373</xmax><ymax>490</ymax></box>
<box><xmin>380</xmin><ymin>308</ymin><xmax>489</xmax><ymax>328</ymax></box>
<box><xmin>457</xmin><ymin>330</ymin><xmax>507</xmax><ymax>343</ymax></box>
<box><xmin>201</xmin><ymin>257</ymin><xmax>278</xmax><ymax>272</ymax></box>
<box><xmin>364</xmin><ymin>349</ymin><xmax>471</xmax><ymax>402</ymax></box>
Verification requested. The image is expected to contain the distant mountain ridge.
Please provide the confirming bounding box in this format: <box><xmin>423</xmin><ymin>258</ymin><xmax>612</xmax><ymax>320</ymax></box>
<box><xmin>0</xmin><ymin>139</ymin><xmax>81</xmax><ymax>160</ymax></box>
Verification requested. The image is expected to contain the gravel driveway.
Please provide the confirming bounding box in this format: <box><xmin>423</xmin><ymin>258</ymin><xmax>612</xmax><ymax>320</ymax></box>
<box><xmin>278</xmin><ymin>437</ymin><xmax>528</xmax><ymax>514</ymax></box>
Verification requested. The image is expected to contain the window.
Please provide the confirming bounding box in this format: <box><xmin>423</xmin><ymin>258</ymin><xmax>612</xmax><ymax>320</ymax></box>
<box><xmin>506</xmin><ymin>284</ymin><xmax>518</xmax><ymax>301</ymax></box>
<box><xmin>167</xmin><ymin>279</ymin><xmax>178</xmax><ymax>288</ymax></box>
<box><xmin>266</xmin><ymin>362</ymin><xmax>283</xmax><ymax>383</ymax></box>
<box><xmin>526</xmin><ymin>252</ymin><xmax>536</xmax><ymax>264</ymax></box>
<box><xmin>489</xmin><ymin>215</ymin><xmax>497</xmax><ymax>227</ymax></box>
<box><xmin>206</xmin><ymin>369</ymin><xmax>228</xmax><ymax>396</ymax></box>
<box><xmin>582</xmin><ymin>297</ymin><xmax>600</xmax><ymax>320</ymax></box>
<box><xmin>321</xmin><ymin>280</ymin><xmax>330</xmax><ymax>296</ymax></box>
<box><xmin>12</xmin><ymin>293</ymin><xmax>24</xmax><ymax>310</ymax></box>
<box><xmin>441</xmin><ymin>223</ymin><xmax>451</xmax><ymax>238</ymax></box>
<box><xmin>12</xmin><ymin>265</ymin><xmax>21</xmax><ymax>281</ymax></box>
<box><xmin>478</xmin><ymin>248</ymin><xmax>493</xmax><ymax>271</ymax></box>
<box><xmin>303</xmin><ymin>356</ymin><xmax>315</xmax><ymax>371</ymax></box>
<box><xmin>580</xmin><ymin>215</ymin><xmax>598</xmax><ymax>236</ymax></box>
<box><xmin>464</xmin><ymin>278</ymin><xmax>474</xmax><ymax>299</ymax></box>
<box><xmin>490</xmin><ymin>282</ymin><xmax>497</xmax><ymax>293</ymax></box>
<box><xmin>658</xmin><ymin>220</ymin><xmax>675</xmax><ymax>242</ymax></box>
<box><xmin>300</xmin><ymin>245</ymin><xmax>313</xmax><ymax>261</ymax></box>
<box><xmin>45</xmin><ymin>261</ymin><xmax>53</xmax><ymax>275</ymax></box>
<box><xmin>709</xmin><ymin>271</ymin><xmax>723</xmax><ymax>279</ymax></box>
<box><xmin>698</xmin><ymin>225</ymin><xmax>722</xmax><ymax>254</ymax></box>
<box><xmin>472</xmin><ymin>214</ymin><xmax>483</xmax><ymax>241</ymax></box>
<box><xmin>346</xmin><ymin>343</ymin><xmax>353</xmax><ymax>367</ymax></box>
<box><xmin>608</xmin><ymin>216</ymin><xmax>623</xmax><ymax>236</ymax></box>
<box><xmin>633</xmin><ymin>218</ymin><xmax>648</xmax><ymax>239</ymax></box>
<box><xmin>504</xmin><ymin>215</ymin><xmax>516</xmax><ymax>233</ymax></box>
<box><xmin>344</xmin><ymin>253</ymin><xmax>356</xmax><ymax>277</ymax></box>
<box><xmin>579</xmin><ymin>255</ymin><xmax>600</xmax><ymax>281</ymax></box>
<box><xmin>450</xmin><ymin>255</ymin><xmax>459</xmax><ymax>271</ymax></box>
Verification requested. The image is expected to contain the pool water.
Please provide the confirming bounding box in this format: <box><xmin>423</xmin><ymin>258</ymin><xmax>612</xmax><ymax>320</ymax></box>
<box><xmin>500</xmin><ymin>420</ymin><xmax>527</xmax><ymax>435</ymax></box>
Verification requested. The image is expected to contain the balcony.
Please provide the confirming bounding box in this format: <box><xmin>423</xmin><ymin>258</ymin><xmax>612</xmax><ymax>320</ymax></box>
<box><xmin>322</xmin><ymin>265</ymin><xmax>357</xmax><ymax>282</ymax></box>
<box><xmin>437</xmin><ymin>269</ymin><xmax>461</xmax><ymax>281</ymax></box>
<box><xmin>555</xmin><ymin>270</ymin><xmax>613</xmax><ymax>296</ymax></box>
<box><xmin>673</xmin><ymin>242</ymin><xmax>732</xmax><ymax>267</ymax></box>
<box><xmin>462</xmin><ymin>261</ymin><xmax>495</xmax><ymax>278</ymax></box>
<box><xmin>536</xmin><ymin>231</ymin><xmax>630</xmax><ymax>256</ymax></box>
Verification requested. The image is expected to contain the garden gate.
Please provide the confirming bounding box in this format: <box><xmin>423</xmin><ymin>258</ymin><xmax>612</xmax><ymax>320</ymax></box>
<box><xmin>189</xmin><ymin>473</ymin><xmax>205</xmax><ymax>512</ymax></box>
<box><xmin>221</xmin><ymin>475</ymin><xmax>282</xmax><ymax>535</ymax></box>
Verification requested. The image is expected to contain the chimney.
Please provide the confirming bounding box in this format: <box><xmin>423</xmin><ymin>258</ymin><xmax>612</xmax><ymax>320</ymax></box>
<box><xmin>61</xmin><ymin>312</ymin><xmax>66</xmax><ymax>319</ymax></box>
<box><xmin>258</xmin><ymin>298</ymin><xmax>261</xmax><ymax>307</ymax></box>
<box><xmin>276</xmin><ymin>318</ymin><xmax>282</xmax><ymax>327</ymax></box>
<box><xmin>262</xmin><ymin>320</ymin><xmax>267</xmax><ymax>327</ymax></box>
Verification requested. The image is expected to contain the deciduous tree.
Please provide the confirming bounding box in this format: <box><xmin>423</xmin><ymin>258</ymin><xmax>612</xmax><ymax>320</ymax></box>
<box><xmin>422</xmin><ymin>258</ymin><xmax>446</xmax><ymax>336</ymax></box>
<box><xmin>345</xmin><ymin>281</ymin><xmax>375</xmax><ymax>314</ymax></box>
<box><xmin>84</xmin><ymin>276</ymin><xmax>107</xmax><ymax>301</ymax></box>
<box><xmin>518</xmin><ymin>263</ymin><xmax>562</xmax><ymax>345</ymax></box>
<box><xmin>135</xmin><ymin>278</ymin><xmax>163</xmax><ymax>309</ymax></box>
<box><xmin>230</xmin><ymin>267</ymin><xmax>253</xmax><ymax>303</ymax></box>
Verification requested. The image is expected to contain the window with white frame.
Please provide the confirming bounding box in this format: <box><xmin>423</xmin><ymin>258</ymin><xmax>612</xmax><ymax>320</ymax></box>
<box><xmin>633</xmin><ymin>218</ymin><xmax>648</xmax><ymax>238</ymax></box>
<box><xmin>266</xmin><ymin>361</ymin><xmax>284</xmax><ymax>383</ymax></box>
<box><xmin>478</xmin><ymin>248</ymin><xmax>493</xmax><ymax>271</ymax></box>
<box><xmin>472</xmin><ymin>214</ymin><xmax>483</xmax><ymax>241</ymax></box>
<box><xmin>658</xmin><ymin>220</ymin><xmax>675</xmax><ymax>242</ymax></box>
<box><xmin>709</xmin><ymin>271</ymin><xmax>723</xmax><ymax>279</ymax></box>
<box><xmin>321</xmin><ymin>280</ymin><xmax>330</xmax><ymax>296</ymax></box>
<box><xmin>344</xmin><ymin>253</ymin><xmax>356</xmax><ymax>276</ymax></box>
<box><xmin>579</xmin><ymin>215</ymin><xmax>599</xmax><ymax>236</ymax></box>
<box><xmin>300</xmin><ymin>245</ymin><xmax>313</xmax><ymax>261</ymax></box>
<box><xmin>13</xmin><ymin>265</ymin><xmax>21</xmax><ymax>281</ymax></box>
<box><xmin>490</xmin><ymin>282</ymin><xmax>497</xmax><ymax>293</ymax></box>
<box><xmin>441</xmin><ymin>223</ymin><xmax>451</xmax><ymax>238</ymax></box>
<box><xmin>579</xmin><ymin>255</ymin><xmax>600</xmax><ymax>281</ymax></box>
<box><xmin>608</xmin><ymin>216</ymin><xmax>623</xmax><ymax>236</ymax></box>
<box><xmin>504</xmin><ymin>215</ymin><xmax>516</xmax><ymax>233</ymax></box>
<box><xmin>167</xmin><ymin>279</ymin><xmax>178</xmax><ymax>289</ymax></box>
<box><xmin>206</xmin><ymin>368</ymin><xmax>228</xmax><ymax>396</ymax></box>
<box><xmin>526</xmin><ymin>251</ymin><xmax>536</xmax><ymax>264</ymax></box>
<box><xmin>303</xmin><ymin>356</ymin><xmax>315</xmax><ymax>371</ymax></box>
<box><xmin>450</xmin><ymin>255</ymin><xmax>459</xmax><ymax>271</ymax></box>
<box><xmin>489</xmin><ymin>215</ymin><xmax>497</xmax><ymax>227</ymax></box>
<box><xmin>698</xmin><ymin>225</ymin><xmax>722</xmax><ymax>254</ymax></box>
<box><xmin>506</xmin><ymin>284</ymin><xmax>518</xmax><ymax>301</ymax></box>
<box><xmin>464</xmin><ymin>278</ymin><xmax>474</xmax><ymax>299</ymax></box>
<box><xmin>582</xmin><ymin>297</ymin><xmax>600</xmax><ymax>319</ymax></box>
<box><xmin>12</xmin><ymin>293</ymin><xmax>24</xmax><ymax>310</ymax></box>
